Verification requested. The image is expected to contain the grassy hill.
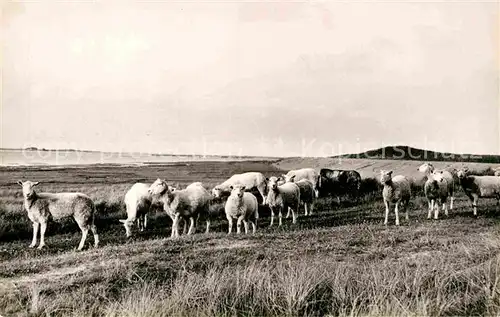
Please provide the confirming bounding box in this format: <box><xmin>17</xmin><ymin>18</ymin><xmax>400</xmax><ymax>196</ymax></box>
<box><xmin>337</xmin><ymin>145</ymin><xmax>500</xmax><ymax>163</ymax></box>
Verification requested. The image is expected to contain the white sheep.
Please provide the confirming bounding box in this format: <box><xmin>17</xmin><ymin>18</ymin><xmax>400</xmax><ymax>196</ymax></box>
<box><xmin>212</xmin><ymin>172</ymin><xmax>267</xmax><ymax>203</ymax></box>
<box><xmin>17</xmin><ymin>180</ymin><xmax>99</xmax><ymax>250</ymax></box>
<box><xmin>224</xmin><ymin>185</ymin><xmax>259</xmax><ymax>234</ymax></box>
<box><xmin>148</xmin><ymin>179</ymin><xmax>212</xmax><ymax>238</ymax></box>
<box><xmin>119</xmin><ymin>183</ymin><xmax>152</xmax><ymax>238</ymax></box>
<box><xmin>283</xmin><ymin>168</ymin><xmax>319</xmax><ymax>197</ymax></box>
<box><xmin>418</xmin><ymin>163</ymin><xmax>455</xmax><ymax>210</ymax></box>
<box><xmin>424</xmin><ymin>173</ymin><xmax>449</xmax><ymax>220</ymax></box>
<box><xmin>285</xmin><ymin>176</ymin><xmax>315</xmax><ymax>216</ymax></box>
<box><xmin>379</xmin><ymin>171</ymin><xmax>411</xmax><ymax>226</ymax></box>
<box><xmin>457</xmin><ymin>169</ymin><xmax>500</xmax><ymax>216</ymax></box>
<box><xmin>266</xmin><ymin>176</ymin><xmax>300</xmax><ymax>226</ymax></box>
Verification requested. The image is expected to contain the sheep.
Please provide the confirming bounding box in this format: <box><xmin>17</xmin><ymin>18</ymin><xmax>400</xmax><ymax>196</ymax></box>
<box><xmin>284</xmin><ymin>176</ymin><xmax>315</xmax><ymax>216</ymax></box>
<box><xmin>265</xmin><ymin>176</ymin><xmax>300</xmax><ymax>226</ymax></box>
<box><xmin>379</xmin><ymin>170</ymin><xmax>411</xmax><ymax>226</ymax></box>
<box><xmin>224</xmin><ymin>185</ymin><xmax>259</xmax><ymax>234</ymax></box>
<box><xmin>212</xmin><ymin>172</ymin><xmax>267</xmax><ymax>203</ymax></box>
<box><xmin>457</xmin><ymin>169</ymin><xmax>500</xmax><ymax>216</ymax></box>
<box><xmin>418</xmin><ymin>163</ymin><xmax>455</xmax><ymax>210</ymax></box>
<box><xmin>148</xmin><ymin>179</ymin><xmax>212</xmax><ymax>238</ymax></box>
<box><xmin>424</xmin><ymin>173</ymin><xmax>449</xmax><ymax>220</ymax></box>
<box><xmin>119</xmin><ymin>183</ymin><xmax>152</xmax><ymax>238</ymax></box>
<box><xmin>283</xmin><ymin>168</ymin><xmax>319</xmax><ymax>197</ymax></box>
<box><xmin>17</xmin><ymin>180</ymin><xmax>99</xmax><ymax>250</ymax></box>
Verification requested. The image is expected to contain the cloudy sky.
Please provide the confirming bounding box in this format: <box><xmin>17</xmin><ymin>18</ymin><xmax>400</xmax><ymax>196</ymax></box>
<box><xmin>2</xmin><ymin>1</ymin><xmax>498</xmax><ymax>157</ymax></box>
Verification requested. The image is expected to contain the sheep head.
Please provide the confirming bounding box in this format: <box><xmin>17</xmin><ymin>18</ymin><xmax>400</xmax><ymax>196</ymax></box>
<box><xmin>285</xmin><ymin>175</ymin><xmax>296</xmax><ymax>183</ymax></box>
<box><xmin>267</xmin><ymin>176</ymin><xmax>280</xmax><ymax>191</ymax></box>
<box><xmin>283</xmin><ymin>173</ymin><xmax>295</xmax><ymax>183</ymax></box>
<box><xmin>229</xmin><ymin>185</ymin><xmax>246</xmax><ymax>199</ymax></box>
<box><xmin>118</xmin><ymin>219</ymin><xmax>134</xmax><ymax>238</ymax></box>
<box><xmin>17</xmin><ymin>180</ymin><xmax>40</xmax><ymax>199</ymax></box>
<box><xmin>212</xmin><ymin>186</ymin><xmax>224</xmax><ymax>198</ymax></box>
<box><xmin>379</xmin><ymin>170</ymin><xmax>393</xmax><ymax>184</ymax></box>
<box><xmin>456</xmin><ymin>169</ymin><xmax>469</xmax><ymax>179</ymax></box>
<box><xmin>148</xmin><ymin>178</ymin><xmax>169</xmax><ymax>196</ymax></box>
<box><xmin>418</xmin><ymin>163</ymin><xmax>434</xmax><ymax>174</ymax></box>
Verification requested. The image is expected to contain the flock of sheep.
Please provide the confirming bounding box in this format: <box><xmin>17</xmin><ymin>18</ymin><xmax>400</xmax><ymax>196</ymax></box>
<box><xmin>16</xmin><ymin>162</ymin><xmax>500</xmax><ymax>251</ymax></box>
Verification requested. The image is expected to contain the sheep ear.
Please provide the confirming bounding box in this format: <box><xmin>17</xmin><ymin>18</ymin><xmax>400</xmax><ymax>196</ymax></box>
<box><xmin>290</xmin><ymin>175</ymin><xmax>296</xmax><ymax>181</ymax></box>
<box><xmin>229</xmin><ymin>185</ymin><xmax>233</xmax><ymax>190</ymax></box>
<box><xmin>265</xmin><ymin>177</ymin><xmax>269</xmax><ymax>182</ymax></box>
<box><xmin>17</xmin><ymin>180</ymin><xmax>23</xmax><ymax>186</ymax></box>
<box><xmin>119</xmin><ymin>219</ymin><xmax>127</xmax><ymax>224</ymax></box>
<box><xmin>241</xmin><ymin>186</ymin><xmax>246</xmax><ymax>190</ymax></box>
<box><xmin>388</xmin><ymin>171</ymin><xmax>393</xmax><ymax>176</ymax></box>
<box><xmin>32</xmin><ymin>182</ymin><xmax>40</xmax><ymax>187</ymax></box>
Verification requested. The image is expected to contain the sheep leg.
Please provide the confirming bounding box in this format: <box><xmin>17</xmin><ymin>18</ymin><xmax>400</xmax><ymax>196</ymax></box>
<box><xmin>450</xmin><ymin>196</ymin><xmax>454</xmax><ymax>210</ymax></box>
<box><xmin>205</xmin><ymin>220</ymin><xmax>210</xmax><ymax>234</ymax></box>
<box><xmin>171</xmin><ymin>215</ymin><xmax>180</xmax><ymax>238</ymax></box>
<box><xmin>182</xmin><ymin>219</ymin><xmax>188</xmax><ymax>235</ymax></box>
<box><xmin>91</xmin><ymin>224</ymin><xmax>99</xmax><ymax>248</ymax></box>
<box><xmin>236</xmin><ymin>216</ymin><xmax>244</xmax><ymax>234</ymax></box>
<box><xmin>270</xmin><ymin>208</ymin><xmax>275</xmax><ymax>227</ymax></box>
<box><xmin>77</xmin><ymin>227</ymin><xmax>89</xmax><ymax>251</ymax></box>
<box><xmin>139</xmin><ymin>215</ymin><xmax>145</xmax><ymax>232</ymax></box>
<box><xmin>434</xmin><ymin>201</ymin><xmax>440</xmax><ymax>220</ymax></box>
<box><xmin>143</xmin><ymin>214</ymin><xmax>148</xmax><ymax>229</ymax></box>
<box><xmin>473</xmin><ymin>195</ymin><xmax>479</xmax><ymax>217</ymax></box>
<box><xmin>227</xmin><ymin>216</ymin><xmax>233</xmax><ymax>234</ymax></box>
<box><xmin>394</xmin><ymin>203</ymin><xmax>400</xmax><ymax>226</ymax></box>
<box><xmin>304</xmin><ymin>203</ymin><xmax>308</xmax><ymax>216</ymax></box>
<box><xmin>443</xmin><ymin>201</ymin><xmax>448</xmax><ymax>217</ymax></box>
<box><xmin>243</xmin><ymin>219</ymin><xmax>249</xmax><ymax>234</ymax></box>
<box><xmin>384</xmin><ymin>200</ymin><xmax>390</xmax><ymax>225</ymax></box>
<box><xmin>292</xmin><ymin>204</ymin><xmax>298</xmax><ymax>224</ymax></box>
<box><xmin>285</xmin><ymin>207</ymin><xmax>291</xmax><ymax>219</ymax></box>
<box><xmin>278</xmin><ymin>206</ymin><xmax>283</xmax><ymax>227</ymax></box>
<box><xmin>38</xmin><ymin>222</ymin><xmax>47</xmax><ymax>249</ymax></box>
<box><xmin>250</xmin><ymin>220</ymin><xmax>256</xmax><ymax>233</ymax></box>
<box><xmin>405</xmin><ymin>202</ymin><xmax>409</xmax><ymax>221</ymax></box>
<box><xmin>30</xmin><ymin>222</ymin><xmax>39</xmax><ymax>248</ymax></box>
<box><xmin>187</xmin><ymin>217</ymin><xmax>196</xmax><ymax>235</ymax></box>
<box><xmin>427</xmin><ymin>200</ymin><xmax>433</xmax><ymax>219</ymax></box>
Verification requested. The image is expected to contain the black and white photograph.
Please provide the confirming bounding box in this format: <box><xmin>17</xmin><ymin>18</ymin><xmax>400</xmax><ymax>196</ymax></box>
<box><xmin>1</xmin><ymin>0</ymin><xmax>499</xmax><ymax>315</ymax></box>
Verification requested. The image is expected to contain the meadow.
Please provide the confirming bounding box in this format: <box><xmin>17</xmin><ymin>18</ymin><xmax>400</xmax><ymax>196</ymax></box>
<box><xmin>1</xmin><ymin>158</ymin><xmax>500</xmax><ymax>316</ymax></box>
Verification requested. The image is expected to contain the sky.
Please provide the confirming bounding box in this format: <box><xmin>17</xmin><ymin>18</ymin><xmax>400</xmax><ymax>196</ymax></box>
<box><xmin>2</xmin><ymin>1</ymin><xmax>499</xmax><ymax>157</ymax></box>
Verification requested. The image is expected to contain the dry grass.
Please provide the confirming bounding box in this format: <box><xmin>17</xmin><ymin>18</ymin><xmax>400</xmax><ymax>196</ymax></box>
<box><xmin>1</xmin><ymin>160</ymin><xmax>500</xmax><ymax>316</ymax></box>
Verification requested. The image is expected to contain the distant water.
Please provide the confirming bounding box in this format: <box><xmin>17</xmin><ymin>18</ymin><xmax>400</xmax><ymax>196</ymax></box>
<box><xmin>0</xmin><ymin>149</ymin><xmax>272</xmax><ymax>167</ymax></box>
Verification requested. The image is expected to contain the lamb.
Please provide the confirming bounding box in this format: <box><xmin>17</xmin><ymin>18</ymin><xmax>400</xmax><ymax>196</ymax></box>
<box><xmin>285</xmin><ymin>176</ymin><xmax>315</xmax><ymax>216</ymax></box>
<box><xmin>379</xmin><ymin>171</ymin><xmax>411</xmax><ymax>226</ymax></box>
<box><xmin>212</xmin><ymin>172</ymin><xmax>267</xmax><ymax>203</ymax></box>
<box><xmin>424</xmin><ymin>173</ymin><xmax>449</xmax><ymax>220</ymax></box>
<box><xmin>283</xmin><ymin>168</ymin><xmax>319</xmax><ymax>197</ymax></box>
<box><xmin>224</xmin><ymin>185</ymin><xmax>259</xmax><ymax>234</ymax></box>
<box><xmin>148</xmin><ymin>179</ymin><xmax>212</xmax><ymax>238</ymax></box>
<box><xmin>265</xmin><ymin>176</ymin><xmax>300</xmax><ymax>226</ymax></box>
<box><xmin>17</xmin><ymin>180</ymin><xmax>99</xmax><ymax>250</ymax></box>
<box><xmin>418</xmin><ymin>163</ymin><xmax>455</xmax><ymax>210</ymax></box>
<box><xmin>119</xmin><ymin>183</ymin><xmax>152</xmax><ymax>238</ymax></box>
<box><xmin>457</xmin><ymin>169</ymin><xmax>500</xmax><ymax>216</ymax></box>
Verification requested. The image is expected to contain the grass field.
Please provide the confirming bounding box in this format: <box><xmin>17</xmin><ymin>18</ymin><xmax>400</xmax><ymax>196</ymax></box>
<box><xmin>1</xmin><ymin>159</ymin><xmax>500</xmax><ymax>316</ymax></box>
